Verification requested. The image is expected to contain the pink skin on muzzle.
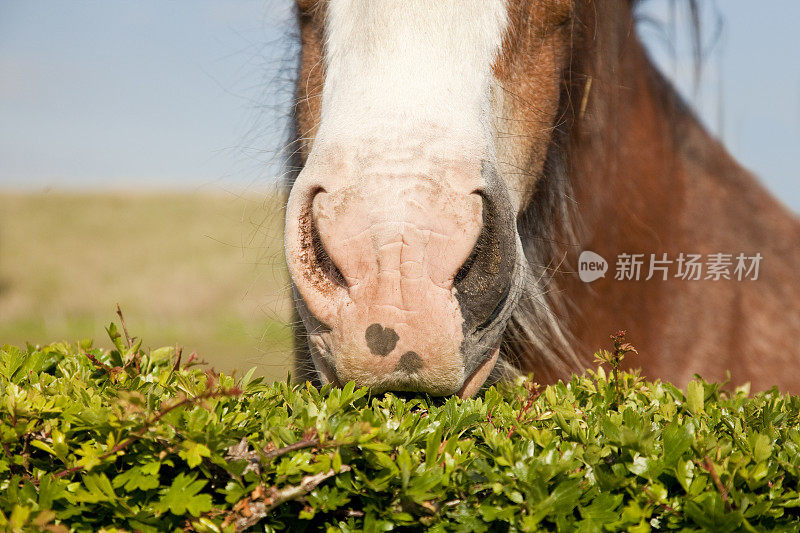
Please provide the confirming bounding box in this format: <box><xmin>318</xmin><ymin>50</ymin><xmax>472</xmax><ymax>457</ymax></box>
<box><xmin>285</xmin><ymin>152</ymin><xmax>495</xmax><ymax>396</ymax></box>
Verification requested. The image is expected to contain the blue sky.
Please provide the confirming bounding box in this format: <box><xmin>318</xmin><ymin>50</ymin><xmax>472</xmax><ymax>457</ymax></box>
<box><xmin>1</xmin><ymin>1</ymin><xmax>798</xmax><ymax>210</ymax></box>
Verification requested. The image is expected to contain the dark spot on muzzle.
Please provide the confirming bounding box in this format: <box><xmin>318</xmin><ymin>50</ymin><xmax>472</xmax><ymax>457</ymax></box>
<box><xmin>394</xmin><ymin>351</ymin><xmax>423</xmax><ymax>374</ymax></box>
<box><xmin>365</xmin><ymin>323</ymin><xmax>399</xmax><ymax>356</ymax></box>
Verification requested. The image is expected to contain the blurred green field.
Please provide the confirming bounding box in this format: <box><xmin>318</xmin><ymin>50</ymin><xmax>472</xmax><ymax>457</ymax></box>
<box><xmin>0</xmin><ymin>190</ymin><xmax>294</xmax><ymax>381</ymax></box>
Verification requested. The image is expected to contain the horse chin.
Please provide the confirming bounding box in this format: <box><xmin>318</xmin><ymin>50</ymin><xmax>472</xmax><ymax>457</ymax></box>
<box><xmin>307</xmin><ymin>330</ymin><xmax>503</xmax><ymax>397</ymax></box>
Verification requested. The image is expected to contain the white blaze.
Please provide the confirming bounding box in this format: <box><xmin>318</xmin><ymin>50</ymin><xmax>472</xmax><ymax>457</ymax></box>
<box><xmin>319</xmin><ymin>0</ymin><xmax>509</xmax><ymax>151</ymax></box>
<box><xmin>287</xmin><ymin>0</ymin><xmax>513</xmax><ymax>394</ymax></box>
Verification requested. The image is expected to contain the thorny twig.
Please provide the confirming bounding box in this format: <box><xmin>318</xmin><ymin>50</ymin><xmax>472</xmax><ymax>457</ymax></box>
<box><xmin>486</xmin><ymin>380</ymin><xmax>543</xmax><ymax>438</ymax></box>
<box><xmin>85</xmin><ymin>353</ymin><xmax>115</xmax><ymax>374</ymax></box>
<box><xmin>701</xmin><ymin>455</ymin><xmax>732</xmax><ymax>510</ymax></box>
<box><xmin>221</xmin><ymin>466</ymin><xmax>351</xmax><ymax>532</ymax></box>
<box><xmin>173</xmin><ymin>344</ymin><xmax>183</xmax><ymax>371</ymax></box>
<box><xmin>594</xmin><ymin>330</ymin><xmax>638</xmax><ymax>406</ymax></box>
<box><xmin>260</xmin><ymin>433</ymin><xmax>321</xmax><ymax>462</ymax></box>
<box><xmin>507</xmin><ymin>380</ymin><xmax>542</xmax><ymax>437</ymax></box>
<box><xmin>115</xmin><ymin>304</ymin><xmax>133</xmax><ymax>349</ymax></box>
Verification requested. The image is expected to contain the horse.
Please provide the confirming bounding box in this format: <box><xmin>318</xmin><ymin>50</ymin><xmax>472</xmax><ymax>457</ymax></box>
<box><xmin>282</xmin><ymin>0</ymin><xmax>800</xmax><ymax>396</ymax></box>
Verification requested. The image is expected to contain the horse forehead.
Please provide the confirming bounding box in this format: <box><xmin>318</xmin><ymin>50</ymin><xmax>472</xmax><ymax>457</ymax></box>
<box><xmin>318</xmin><ymin>0</ymin><xmax>509</xmax><ymax>141</ymax></box>
<box><xmin>324</xmin><ymin>0</ymin><xmax>508</xmax><ymax>58</ymax></box>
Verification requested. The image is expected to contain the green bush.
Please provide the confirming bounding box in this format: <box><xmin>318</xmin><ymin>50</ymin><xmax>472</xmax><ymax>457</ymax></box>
<box><xmin>1</xmin><ymin>322</ymin><xmax>799</xmax><ymax>532</ymax></box>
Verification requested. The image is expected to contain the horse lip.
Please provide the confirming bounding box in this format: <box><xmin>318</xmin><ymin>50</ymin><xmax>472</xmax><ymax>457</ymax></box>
<box><xmin>458</xmin><ymin>343</ymin><xmax>501</xmax><ymax>399</ymax></box>
<box><xmin>310</xmin><ymin>348</ymin><xmax>341</xmax><ymax>387</ymax></box>
<box><xmin>310</xmin><ymin>339</ymin><xmax>500</xmax><ymax>397</ymax></box>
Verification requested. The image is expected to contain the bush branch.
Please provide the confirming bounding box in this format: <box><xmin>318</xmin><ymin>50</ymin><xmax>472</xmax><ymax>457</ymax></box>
<box><xmin>222</xmin><ymin>466</ymin><xmax>351</xmax><ymax>532</ymax></box>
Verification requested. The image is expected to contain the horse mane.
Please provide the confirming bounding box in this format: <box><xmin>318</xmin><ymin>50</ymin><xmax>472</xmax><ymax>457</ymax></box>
<box><xmin>502</xmin><ymin>0</ymin><xmax>705</xmax><ymax>383</ymax></box>
<box><xmin>499</xmin><ymin>100</ymin><xmax>582</xmax><ymax>383</ymax></box>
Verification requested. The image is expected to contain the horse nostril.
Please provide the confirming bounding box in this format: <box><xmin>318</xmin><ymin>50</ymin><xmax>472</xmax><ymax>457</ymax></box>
<box><xmin>286</xmin><ymin>181</ymin><xmax>354</xmax><ymax>328</ymax></box>
<box><xmin>309</xmin><ymin>201</ymin><xmax>348</xmax><ymax>289</ymax></box>
<box><xmin>452</xmin><ymin>186</ymin><xmax>517</xmax><ymax>333</ymax></box>
<box><xmin>454</xmin><ymin>235</ymin><xmax>481</xmax><ymax>285</ymax></box>
<box><xmin>454</xmin><ymin>192</ymin><xmax>487</xmax><ymax>286</ymax></box>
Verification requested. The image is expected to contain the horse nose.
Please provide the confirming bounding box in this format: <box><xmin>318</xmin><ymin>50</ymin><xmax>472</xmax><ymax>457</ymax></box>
<box><xmin>295</xmin><ymin>177</ymin><xmax>484</xmax><ymax>325</ymax></box>
<box><xmin>285</xmin><ymin>155</ymin><xmax>518</xmax><ymax>395</ymax></box>
<box><xmin>284</xmin><ymin>170</ymin><xmax>483</xmax><ymax>385</ymax></box>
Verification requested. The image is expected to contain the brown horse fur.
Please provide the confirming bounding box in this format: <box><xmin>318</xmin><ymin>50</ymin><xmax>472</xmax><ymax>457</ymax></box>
<box><xmin>286</xmin><ymin>0</ymin><xmax>800</xmax><ymax>393</ymax></box>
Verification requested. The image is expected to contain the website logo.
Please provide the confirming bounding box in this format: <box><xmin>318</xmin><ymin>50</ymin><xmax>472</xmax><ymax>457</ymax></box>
<box><xmin>578</xmin><ymin>250</ymin><xmax>608</xmax><ymax>283</ymax></box>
